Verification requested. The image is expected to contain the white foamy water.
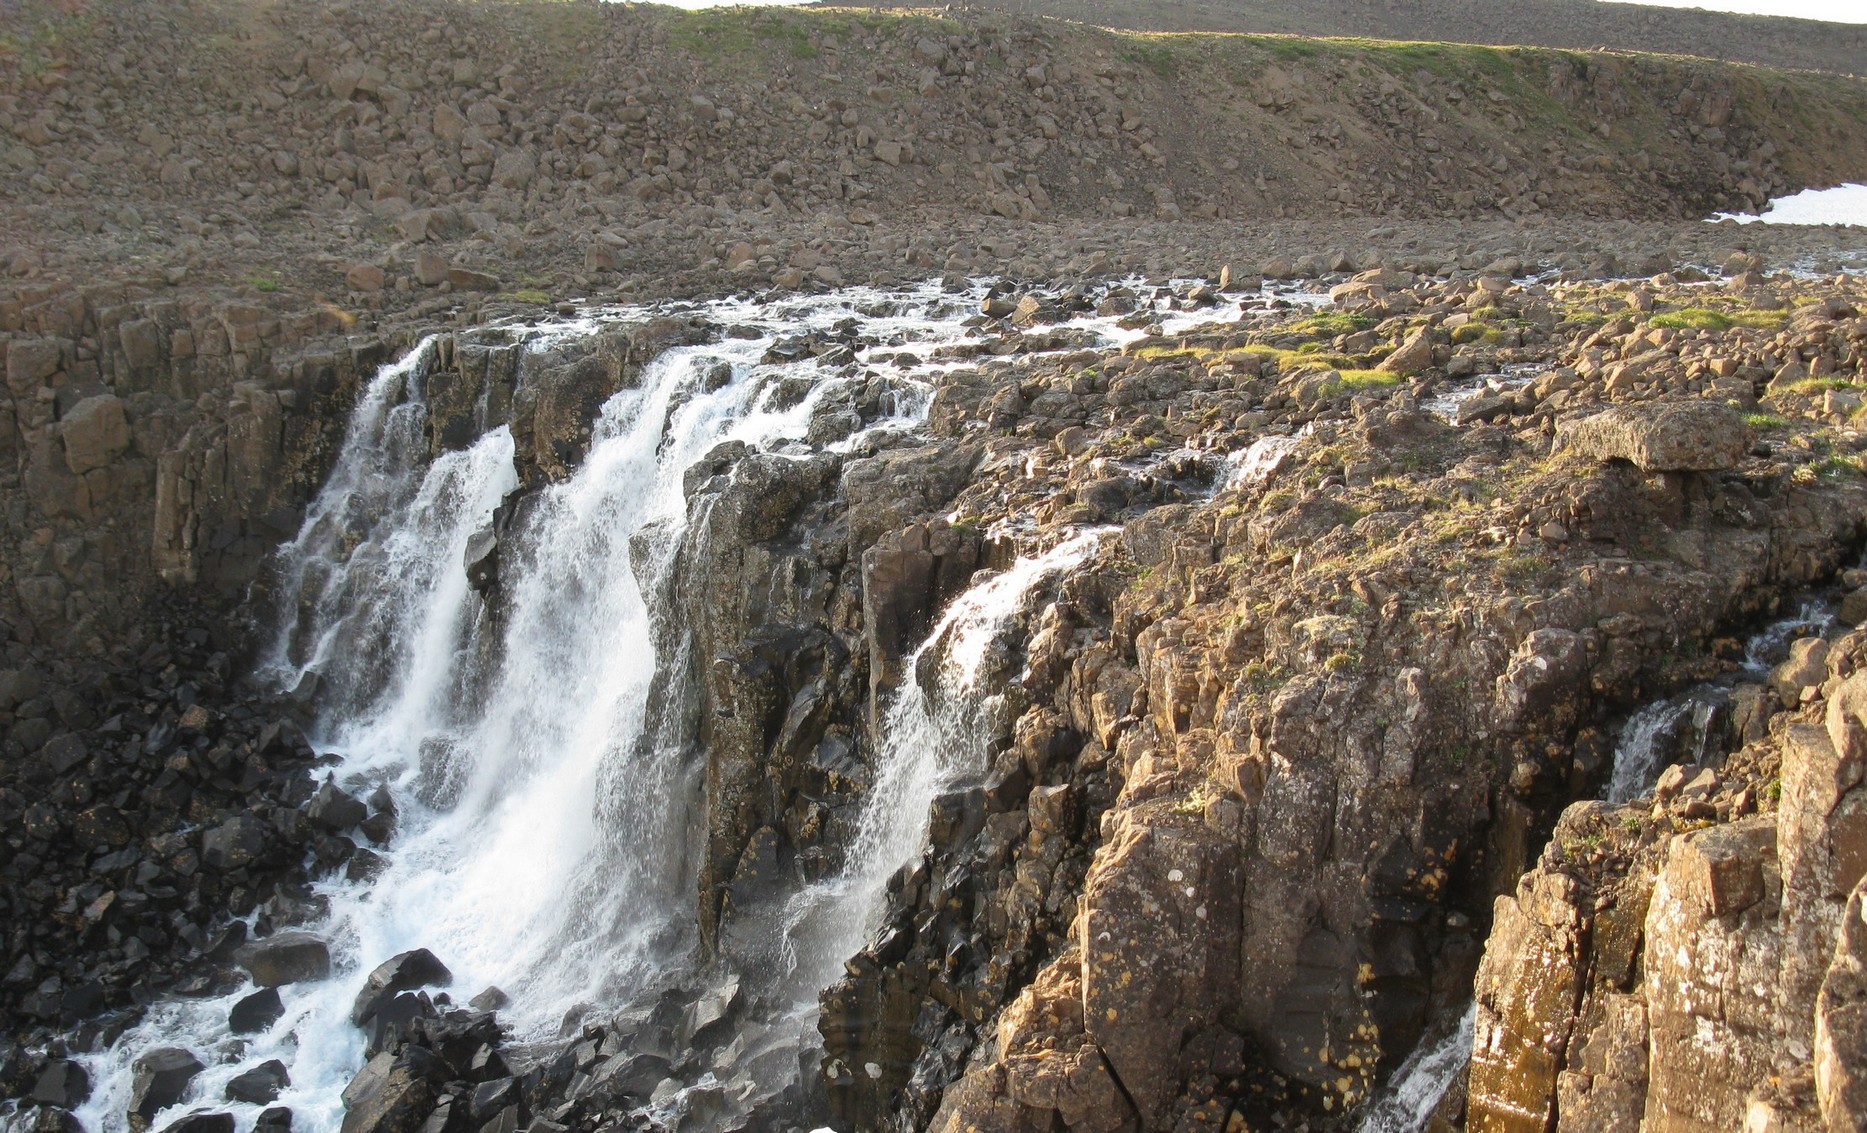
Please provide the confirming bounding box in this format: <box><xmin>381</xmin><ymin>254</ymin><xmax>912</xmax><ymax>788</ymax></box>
<box><xmin>1715</xmin><ymin>183</ymin><xmax>1867</xmax><ymax>227</ymax></box>
<box><xmin>1605</xmin><ymin>599</ymin><xmax>1836</xmax><ymax>804</ymax></box>
<box><xmin>774</xmin><ymin>527</ymin><xmax>1113</xmax><ymax>995</ymax></box>
<box><xmin>1225</xmin><ymin>431</ymin><xmax>1302</xmax><ymax>490</ymax></box>
<box><xmin>1354</xmin><ymin>1006</ymin><xmax>1475</xmax><ymax>1133</ymax></box>
<box><xmin>70</xmin><ymin>280</ymin><xmax>1151</xmax><ymax>1133</ymax></box>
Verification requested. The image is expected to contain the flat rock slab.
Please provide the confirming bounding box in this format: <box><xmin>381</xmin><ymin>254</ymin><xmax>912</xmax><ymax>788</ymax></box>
<box><xmin>237</xmin><ymin>932</ymin><xmax>332</xmax><ymax>988</ymax></box>
<box><xmin>1559</xmin><ymin>401</ymin><xmax>1751</xmax><ymax>473</ymax></box>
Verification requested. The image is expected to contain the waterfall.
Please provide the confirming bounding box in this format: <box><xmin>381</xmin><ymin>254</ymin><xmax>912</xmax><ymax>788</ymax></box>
<box><xmin>776</xmin><ymin>529</ymin><xmax>1113</xmax><ymax>995</ymax></box>
<box><xmin>72</xmin><ymin>281</ymin><xmax>1152</xmax><ymax>1133</ymax></box>
<box><xmin>1605</xmin><ymin>599</ymin><xmax>1836</xmax><ymax>805</ymax></box>
<box><xmin>1353</xmin><ymin>1006</ymin><xmax>1475</xmax><ymax>1133</ymax></box>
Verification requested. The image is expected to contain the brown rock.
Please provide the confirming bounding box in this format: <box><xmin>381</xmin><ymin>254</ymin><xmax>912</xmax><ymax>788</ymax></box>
<box><xmin>1377</xmin><ymin>326</ymin><xmax>1436</xmax><ymax>374</ymax></box>
<box><xmin>445</xmin><ymin>268</ymin><xmax>499</xmax><ymax>291</ymax></box>
<box><xmin>6</xmin><ymin>337</ymin><xmax>64</xmax><ymax>394</ymax></box>
<box><xmin>347</xmin><ymin>263</ymin><xmax>387</xmax><ymax>292</ymax></box>
<box><xmin>1558</xmin><ymin>401</ymin><xmax>1752</xmax><ymax>473</ymax></box>
<box><xmin>59</xmin><ymin>395</ymin><xmax>130</xmax><ymax>475</ymax></box>
<box><xmin>1080</xmin><ymin>816</ymin><xmax>1242</xmax><ymax>1128</ymax></box>
<box><xmin>415</xmin><ymin>251</ymin><xmax>448</xmax><ymax>288</ymax></box>
<box><xmin>1815</xmin><ymin>876</ymin><xmax>1867</xmax><ymax>1133</ymax></box>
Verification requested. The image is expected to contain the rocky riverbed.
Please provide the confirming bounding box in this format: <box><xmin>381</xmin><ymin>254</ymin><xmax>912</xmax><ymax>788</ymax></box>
<box><xmin>6</xmin><ymin>3</ymin><xmax>1867</xmax><ymax>1133</ymax></box>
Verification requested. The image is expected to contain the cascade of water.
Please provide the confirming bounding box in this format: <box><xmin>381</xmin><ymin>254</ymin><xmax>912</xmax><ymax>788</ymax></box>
<box><xmin>1224</xmin><ymin>431</ymin><xmax>1302</xmax><ymax>491</ymax></box>
<box><xmin>1604</xmin><ymin>599</ymin><xmax>1840</xmax><ymax>806</ymax></box>
<box><xmin>1352</xmin><ymin>1006</ymin><xmax>1476</xmax><ymax>1133</ymax></box>
<box><xmin>1604</xmin><ymin>698</ymin><xmax>1698</xmax><ymax>804</ymax></box>
<box><xmin>75</xmin><ymin>280</ymin><xmax>1169</xmax><ymax>1133</ymax></box>
<box><xmin>774</xmin><ymin>528</ymin><xmax>1114</xmax><ymax>997</ymax></box>
<box><xmin>75</xmin><ymin>284</ymin><xmax>994</xmax><ymax>1133</ymax></box>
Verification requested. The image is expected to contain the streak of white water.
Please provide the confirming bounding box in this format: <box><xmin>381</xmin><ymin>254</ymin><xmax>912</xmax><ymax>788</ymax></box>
<box><xmin>1225</xmin><ymin>432</ymin><xmax>1301</xmax><ymax>490</ymax></box>
<box><xmin>74</xmin><ymin>278</ymin><xmax>1173</xmax><ymax>1133</ymax></box>
<box><xmin>1605</xmin><ymin>698</ymin><xmax>1698</xmax><ymax>804</ymax></box>
<box><xmin>1354</xmin><ymin>1006</ymin><xmax>1476</xmax><ymax>1133</ymax></box>
<box><xmin>776</xmin><ymin>528</ymin><xmax>1114</xmax><ymax>996</ymax></box>
<box><xmin>1605</xmin><ymin>599</ymin><xmax>1838</xmax><ymax>804</ymax></box>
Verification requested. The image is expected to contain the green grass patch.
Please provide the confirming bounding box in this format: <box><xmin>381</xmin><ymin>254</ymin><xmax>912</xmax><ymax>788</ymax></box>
<box><xmin>1785</xmin><ymin>378</ymin><xmax>1866</xmax><ymax>395</ymax></box>
<box><xmin>1744</xmin><ymin>412</ymin><xmax>1790</xmax><ymax>432</ymax></box>
<box><xmin>1650</xmin><ymin>307</ymin><xmax>1731</xmax><ymax>331</ymax></box>
<box><xmin>1330</xmin><ymin>369</ymin><xmax>1401</xmax><ymax>391</ymax></box>
<box><xmin>248</xmin><ymin>276</ymin><xmax>281</xmax><ymax>293</ymax></box>
<box><xmin>1650</xmin><ymin>306</ymin><xmax>1790</xmax><ymax>332</ymax></box>
<box><xmin>1291</xmin><ymin>312</ymin><xmax>1375</xmax><ymax>338</ymax></box>
<box><xmin>504</xmin><ymin>289</ymin><xmax>552</xmax><ymax>305</ymax></box>
<box><xmin>666</xmin><ymin>8</ymin><xmax>819</xmax><ymax>59</ymax></box>
<box><xmin>1812</xmin><ymin>455</ymin><xmax>1866</xmax><ymax>480</ymax></box>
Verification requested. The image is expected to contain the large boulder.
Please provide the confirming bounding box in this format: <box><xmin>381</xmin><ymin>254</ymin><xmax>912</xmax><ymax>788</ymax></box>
<box><xmin>351</xmin><ymin>949</ymin><xmax>453</xmax><ymax>1027</ymax></box>
<box><xmin>1377</xmin><ymin>326</ymin><xmax>1436</xmax><ymax>374</ymax></box>
<box><xmin>340</xmin><ymin>1047</ymin><xmax>449</xmax><ymax>1133</ymax></box>
<box><xmin>229</xmin><ymin>987</ymin><xmax>286</xmax><ymax>1034</ymax></box>
<box><xmin>31</xmin><ymin>1060</ymin><xmax>90</xmax><ymax>1109</ymax></box>
<box><xmin>60</xmin><ymin>394</ymin><xmax>130</xmax><ymax>475</ymax></box>
<box><xmin>1558</xmin><ymin>402</ymin><xmax>1751</xmax><ymax>473</ymax></box>
<box><xmin>225</xmin><ymin>1061</ymin><xmax>290</xmax><ymax>1105</ymax></box>
<box><xmin>130</xmin><ymin>1048</ymin><xmax>205</xmax><ymax>1120</ymax></box>
<box><xmin>237</xmin><ymin>933</ymin><xmax>332</xmax><ymax>987</ymax></box>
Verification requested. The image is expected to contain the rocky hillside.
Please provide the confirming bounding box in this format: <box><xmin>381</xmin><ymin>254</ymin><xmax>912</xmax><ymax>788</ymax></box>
<box><xmin>3</xmin><ymin>0</ymin><xmax>1867</xmax><ymax>304</ymax></box>
<box><xmin>956</xmin><ymin>0</ymin><xmax>1867</xmax><ymax>78</ymax></box>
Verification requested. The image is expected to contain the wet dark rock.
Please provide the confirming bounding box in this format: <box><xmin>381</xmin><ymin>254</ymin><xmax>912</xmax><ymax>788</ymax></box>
<box><xmin>30</xmin><ymin>1059</ymin><xmax>90</xmax><ymax>1109</ymax></box>
<box><xmin>200</xmin><ymin>814</ymin><xmax>269</xmax><ymax>871</ymax></box>
<box><xmin>463</xmin><ymin>528</ymin><xmax>500</xmax><ymax>594</ymax></box>
<box><xmin>230</xmin><ymin>987</ymin><xmax>286</xmax><ymax>1034</ymax></box>
<box><xmin>256</xmin><ymin>1107</ymin><xmax>294</xmax><ymax>1133</ymax></box>
<box><xmin>352</xmin><ymin>950</ymin><xmax>454</xmax><ymax>1027</ymax></box>
<box><xmin>468</xmin><ymin>988</ymin><xmax>510</xmax><ymax>1012</ymax></box>
<box><xmin>237</xmin><ymin>933</ymin><xmax>332</xmax><ymax>987</ymax></box>
<box><xmin>130</xmin><ymin>1048</ymin><xmax>205</xmax><ymax>1120</ymax></box>
<box><xmin>340</xmin><ymin>1047</ymin><xmax>449</xmax><ymax>1133</ymax></box>
<box><xmin>308</xmin><ymin>782</ymin><xmax>368</xmax><ymax>832</ymax></box>
<box><xmin>225</xmin><ymin>1060</ymin><xmax>291</xmax><ymax>1104</ymax></box>
<box><xmin>582</xmin><ymin>1053</ymin><xmax>670</xmax><ymax>1101</ymax></box>
<box><xmin>363</xmin><ymin>993</ymin><xmax>438</xmax><ymax>1058</ymax></box>
<box><xmin>27</xmin><ymin>1107</ymin><xmax>87</xmax><ymax>1133</ymax></box>
<box><xmin>467</xmin><ymin>1077</ymin><xmax>520</xmax><ymax>1125</ymax></box>
<box><xmin>161</xmin><ymin>1113</ymin><xmax>236</xmax><ymax>1133</ymax></box>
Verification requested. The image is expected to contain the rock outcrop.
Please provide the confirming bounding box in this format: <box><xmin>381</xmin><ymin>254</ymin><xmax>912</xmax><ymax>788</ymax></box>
<box><xmin>1469</xmin><ymin>630</ymin><xmax>1867</xmax><ymax>1131</ymax></box>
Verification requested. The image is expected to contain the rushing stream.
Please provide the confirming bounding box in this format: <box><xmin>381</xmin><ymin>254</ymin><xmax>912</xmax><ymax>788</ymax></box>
<box><xmin>1604</xmin><ymin>599</ymin><xmax>1834</xmax><ymax>804</ymax></box>
<box><xmin>69</xmin><ymin>279</ymin><xmax>1232</xmax><ymax>1133</ymax></box>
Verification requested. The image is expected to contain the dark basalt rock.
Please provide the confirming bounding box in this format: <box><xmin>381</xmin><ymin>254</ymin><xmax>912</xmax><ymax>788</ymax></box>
<box><xmin>130</xmin><ymin>1048</ymin><xmax>205</xmax><ymax>1121</ymax></box>
<box><xmin>236</xmin><ymin>933</ymin><xmax>332</xmax><ymax>988</ymax></box>
<box><xmin>340</xmin><ymin>1046</ymin><xmax>450</xmax><ymax>1133</ymax></box>
<box><xmin>161</xmin><ymin>1113</ymin><xmax>237</xmax><ymax>1133</ymax></box>
<box><xmin>229</xmin><ymin>987</ymin><xmax>287</xmax><ymax>1034</ymax></box>
<box><xmin>225</xmin><ymin>1060</ymin><xmax>291</xmax><ymax>1105</ymax></box>
<box><xmin>308</xmin><ymin>781</ymin><xmax>369</xmax><ymax>832</ymax></box>
<box><xmin>30</xmin><ymin>1060</ymin><xmax>90</xmax><ymax>1110</ymax></box>
<box><xmin>352</xmin><ymin>950</ymin><xmax>454</xmax><ymax>1028</ymax></box>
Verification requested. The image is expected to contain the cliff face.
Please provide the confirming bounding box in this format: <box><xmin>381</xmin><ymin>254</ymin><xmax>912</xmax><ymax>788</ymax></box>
<box><xmin>1467</xmin><ymin>631</ymin><xmax>1867</xmax><ymax>1132</ymax></box>
<box><xmin>806</xmin><ymin>272</ymin><xmax>1867</xmax><ymax>1133</ymax></box>
<box><xmin>0</xmin><ymin>281</ymin><xmax>395</xmax><ymax>653</ymax></box>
